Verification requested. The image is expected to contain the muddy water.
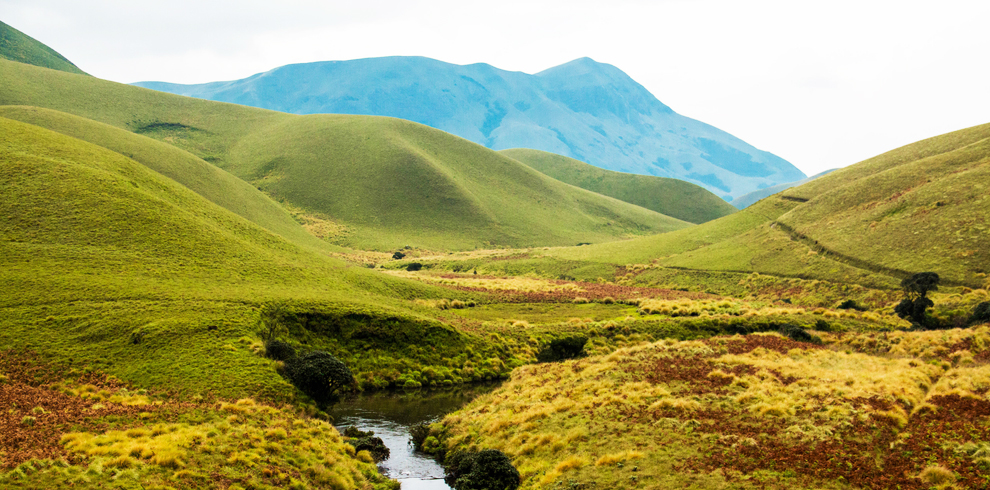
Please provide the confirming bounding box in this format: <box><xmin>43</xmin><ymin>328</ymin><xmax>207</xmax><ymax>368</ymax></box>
<box><xmin>330</xmin><ymin>383</ymin><xmax>500</xmax><ymax>489</ymax></box>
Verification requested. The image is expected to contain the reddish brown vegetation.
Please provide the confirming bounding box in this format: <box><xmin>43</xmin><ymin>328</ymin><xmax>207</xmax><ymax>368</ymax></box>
<box><xmin>0</xmin><ymin>351</ymin><xmax>160</xmax><ymax>468</ymax></box>
<box><xmin>436</xmin><ymin>275</ymin><xmax>712</xmax><ymax>304</ymax></box>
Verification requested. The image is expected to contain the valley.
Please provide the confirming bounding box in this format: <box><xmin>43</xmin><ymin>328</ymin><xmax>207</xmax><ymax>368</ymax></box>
<box><xmin>2</xmin><ymin>18</ymin><xmax>989</xmax><ymax>490</ymax></box>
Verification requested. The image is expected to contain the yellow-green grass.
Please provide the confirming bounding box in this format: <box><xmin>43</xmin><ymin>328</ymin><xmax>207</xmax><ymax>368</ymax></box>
<box><xmin>501</xmin><ymin>148</ymin><xmax>737</xmax><ymax>224</ymax></box>
<box><xmin>776</xmin><ymin>122</ymin><xmax>990</xmax><ymax>286</ymax></box>
<box><xmin>0</xmin><ymin>353</ymin><xmax>396</xmax><ymax>490</ymax></box>
<box><xmin>0</xmin><ymin>21</ymin><xmax>86</xmax><ymax>75</ymax></box>
<box><xmin>0</xmin><ymin>105</ymin><xmax>333</xmax><ymax>253</ymax></box>
<box><xmin>426</xmin><ymin>122</ymin><xmax>990</xmax><ymax>291</ymax></box>
<box><xmin>0</xmin><ymin>115</ymin><xmax>507</xmax><ymax>396</ymax></box>
<box><xmin>433</xmin><ymin>333</ymin><xmax>990</xmax><ymax>489</ymax></box>
<box><xmin>0</xmin><ymin>59</ymin><xmax>690</xmax><ymax>251</ymax></box>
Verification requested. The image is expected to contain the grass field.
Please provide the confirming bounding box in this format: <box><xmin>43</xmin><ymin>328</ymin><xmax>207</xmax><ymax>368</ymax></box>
<box><xmin>430</xmin><ymin>328</ymin><xmax>990</xmax><ymax>489</ymax></box>
<box><xmin>501</xmin><ymin>148</ymin><xmax>737</xmax><ymax>224</ymax></box>
<box><xmin>4</xmin><ymin>29</ymin><xmax>990</xmax><ymax>490</ymax></box>
<box><xmin>0</xmin><ymin>58</ymin><xmax>690</xmax><ymax>252</ymax></box>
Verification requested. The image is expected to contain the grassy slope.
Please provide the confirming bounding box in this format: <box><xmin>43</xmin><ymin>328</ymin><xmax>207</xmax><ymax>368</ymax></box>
<box><xmin>0</xmin><ymin>21</ymin><xmax>86</xmax><ymax>75</ymax></box>
<box><xmin>433</xmin><ymin>124</ymin><xmax>990</xmax><ymax>289</ymax></box>
<box><xmin>0</xmin><ymin>105</ymin><xmax>331</xmax><ymax>252</ymax></box>
<box><xmin>501</xmin><ymin>148</ymin><xmax>737</xmax><ymax>224</ymax></box>
<box><xmin>0</xmin><ymin>115</ymin><xmax>464</xmax><ymax>397</ymax></box>
<box><xmin>778</xmin><ymin>123</ymin><xmax>990</xmax><ymax>285</ymax></box>
<box><xmin>0</xmin><ymin>59</ymin><xmax>690</xmax><ymax>251</ymax></box>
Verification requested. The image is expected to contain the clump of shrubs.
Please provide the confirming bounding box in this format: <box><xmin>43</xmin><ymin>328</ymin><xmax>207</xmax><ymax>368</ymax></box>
<box><xmin>407</xmin><ymin>262</ymin><xmax>423</xmax><ymax>271</ymax></box>
<box><xmin>264</xmin><ymin>339</ymin><xmax>296</xmax><ymax>361</ymax></box>
<box><xmin>343</xmin><ymin>426</ymin><xmax>390</xmax><ymax>463</ymax></box>
<box><xmin>536</xmin><ymin>336</ymin><xmax>588</xmax><ymax>363</ymax></box>
<box><xmin>444</xmin><ymin>449</ymin><xmax>520</xmax><ymax>490</ymax></box>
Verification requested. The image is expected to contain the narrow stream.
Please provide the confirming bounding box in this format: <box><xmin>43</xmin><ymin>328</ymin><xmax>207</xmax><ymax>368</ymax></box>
<box><xmin>330</xmin><ymin>383</ymin><xmax>500</xmax><ymax>489</ymax></box>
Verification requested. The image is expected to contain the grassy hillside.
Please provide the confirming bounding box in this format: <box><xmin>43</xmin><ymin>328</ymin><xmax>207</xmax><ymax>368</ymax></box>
<box><xmin>0</xmin><ymin>105</ymin><xmax>331</xmax><ymax>252</ymax></box>
<box><xmin>425</xmin><ymin>123</ymin><xmax>990</xmax><ymax>289</ymax></box>
<box><xmin>0</xmin><ymin>59</ymin><xmax>690</xmax><ymax>251</ymax></box>
<box><xmin>0</xmin><ymin>21</ymin><xmax>86</xmax><ymax>75</ymax></box>
<box><xmin>0</xmin><ymin>114</ymin><xmax>516</xmax><ymax>399</ymax></box>
<box><xmin>501</xmin><ymin>148</ymin><xmax>737</xmax><ymax>224</ymax></box>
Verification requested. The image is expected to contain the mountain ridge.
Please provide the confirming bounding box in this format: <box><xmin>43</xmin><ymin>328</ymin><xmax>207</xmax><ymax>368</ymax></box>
<box><xmin>134</xmin><ymin>56</ymin><xmax>806</xmax><ymax>199</ymax></box>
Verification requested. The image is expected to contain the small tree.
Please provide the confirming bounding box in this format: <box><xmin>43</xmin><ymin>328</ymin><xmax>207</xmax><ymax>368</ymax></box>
<box><xmin>894</xmin><ymin>272</ymin><xmax>940</xmax><ymax>328</ymax></box>
<box><xmin>284</xmin><ymin>351</ymin><xmax>354</xmax><ymax>404</ymax></box>
<box><xmin>445</xmin><ymin>449</ymin><xmax>520</xmax><ymax>490</ymax></box>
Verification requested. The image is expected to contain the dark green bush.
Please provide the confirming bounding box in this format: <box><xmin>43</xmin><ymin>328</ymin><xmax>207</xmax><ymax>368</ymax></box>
<box><xmin>445</xmin><ymin>449</ymin><xmax>520</xmax><ymax>490</ymax></box>
<box><xmin>407</xmin><ymin>262</ymin><xmax>423</xmax><ymax>271</ymax></box>
<box><xmin>778</xmin><ymin>323</ymin><xmax>822</xmax><ymax>344</ymax></box>
<box><xmin>536</xmin><ymin>336</ymin><xmax>588</xmax><ymax>363</ymax></box>
<box><xmin>972</xmin><ymin>302</ymin><xmax>990</xmax><ymax>325</ymax></box>
<box><xmin>342</xmin><ymin>426</ymin><xmax>390</xmax><ymax>462</ymax></box>
<box><xmin>813</xmin><ymin>319</ymin><xmax>832</xmax><ymax>332</ymax></box>
<box><xmin>264</xmin><ymin>339</ymin><xmax>296</xmax><ymax>361</ymax></box>
<box><xmin>392</xmin><ymin>251</ymin><xmax>406</xmax><ymax>260</ymax></box>
<box><xmin>284</xmin><ymin>351</ymin><xmax>353</xmax><ymax>404</ymax></box>
<box><xmin>410</xmin><ymin>422</ymin><xmax>431</xmax><ymax>451</ymax></box>
<box><xmin>837</xmin><ymin>299</ymin><xmax>866</xmax><ymax>311</ymax></box>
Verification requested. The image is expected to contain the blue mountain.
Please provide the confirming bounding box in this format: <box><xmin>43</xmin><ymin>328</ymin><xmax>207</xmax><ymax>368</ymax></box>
<box><xmin>135</xmin><ymin>56</ymin><xmax>805</xmax><ymax>199</ymax></box>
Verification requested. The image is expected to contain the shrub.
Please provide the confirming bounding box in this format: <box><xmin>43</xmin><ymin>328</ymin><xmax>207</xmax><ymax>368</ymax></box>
<box><xmin>813</xmin><ymin>319</ymin><xmax>832</xmax><ymax>332</ymax></box>
<box><xmin>837</xmin><ymin>299</ymin><xmax>866</xmax><ymax>311</ymax></box>
<box><xmin>778</xmin><ymin>323</ymin><xmax>822</xmax><ymax>344</ymax></box>
<box><xmin>410</xmin><ymin>423</ymin><xmax>431</xmax><ymax>451</ymax></box>
<box><xmin>264</xmin><ymin>339</ymin><xmax>296</xmax><ymax>361</ymax></box>
<box><xmin>445</xmin><ymin>449</ymin><xmax>520</xmax><ymax>490</ymax></box>
<box><xmin>971</xmin><ymin>302</ymin><xmax>990</xmax><ymax>325</ymax></box>
<box><xmin>342</xmin><ymin>427</ymin><xmax>390</xmax><ymax>463</ymax></box>
<box><xmin>284</xmin><ymin>351</ymin><xmax>353</xmax><ymax>404</ymax></box>
<box><xmin>406</xmin><ymin>262</ymin><xmax>423</xmax><ymax>271</ymax></box>
<box><xmin>536</xmin><ymin>336</ymin><xmax>588</xmax><ymax>363</ymax></box>
<box><xmin>392</xmin><ymin>251</ymin><xmax>406</xmax><ymax>260</ymax></box>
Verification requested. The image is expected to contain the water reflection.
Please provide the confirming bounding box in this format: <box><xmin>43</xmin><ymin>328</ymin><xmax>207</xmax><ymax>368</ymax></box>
<box><xmin>330</xmin><ymin>383</ymin><xmax>500</xmax><ymax>489</ymax></box>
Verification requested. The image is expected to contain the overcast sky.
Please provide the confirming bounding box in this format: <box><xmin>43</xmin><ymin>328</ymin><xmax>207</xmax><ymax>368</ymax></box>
<box><xmin>3</xmin><ymin>0</ymin><xmax>988</xmax><ymax>176</ymax></box>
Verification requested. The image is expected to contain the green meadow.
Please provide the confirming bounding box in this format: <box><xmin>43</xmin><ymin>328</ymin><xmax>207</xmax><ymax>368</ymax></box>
<box><xmin>2</xmin><ymin>26</ymin><xmax>990</xmax><ymax>490</ymax></box>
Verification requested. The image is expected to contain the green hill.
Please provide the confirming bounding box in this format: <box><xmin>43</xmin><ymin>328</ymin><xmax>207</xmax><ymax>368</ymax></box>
<box><xmin>0</xmin><ymin>21</ymin><xmax>86</xmax><ymax>75</ymax></box>
<box><xmin>500</xmin><ymin>148</ymin><xmax>737</xmax><ymax>224</ymax></box>
<box><xmin>0</xmin><ymin>114</ymin><xmax>451</xmax><ymax>394</ymax></box>
<box><xmin>442</xmin><ymin>123</ymin><xmax>990</xmax><ymax>289</ymax></box>
<box><xmin>0</xmin><ymin>105</ymin><xmax>331</xmax><ymax>252</ymax></box>
<box><xmin>0</xmin><ymin>59</ymin><xmax>689</xmax><ymax>251</ymax></box>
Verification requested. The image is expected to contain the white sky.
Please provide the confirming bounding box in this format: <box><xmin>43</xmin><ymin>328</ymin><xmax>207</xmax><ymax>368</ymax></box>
<box><xmin>3</xmin><ymin>0</ymin><xmax>988</xmax><ymax>176</ymax></box>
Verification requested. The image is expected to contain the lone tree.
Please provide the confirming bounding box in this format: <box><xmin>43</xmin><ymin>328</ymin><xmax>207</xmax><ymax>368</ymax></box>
<box><xmin>894</xmin><ymin>272</ymin><xmax>940</xmax><ymax>328</ymax></box>
<box><xmin>445</xmin><ymin>449</ymin><xmax>520</xmax><ymax>490</ymax></box>
<box><xmin>284</xmin><ymin>351</ymin><xmax>354</xmax><ymax>405</ymax></box>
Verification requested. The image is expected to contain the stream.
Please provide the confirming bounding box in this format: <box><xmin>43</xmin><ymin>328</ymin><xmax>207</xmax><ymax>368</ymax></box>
<box><xmin>330</xmin><ymin>383</ymin><xmax>500</xmax><ymax>489</ymax></box>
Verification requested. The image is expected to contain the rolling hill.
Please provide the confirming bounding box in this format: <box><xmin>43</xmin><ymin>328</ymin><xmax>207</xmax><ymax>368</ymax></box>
<box><xmin>0</xmin><ymin>20</ymin><xmax>86</xmax><ymax>75</ymax></box>
<box><xmin>134</xmin><ymin>56</ymin><xmax>806</xmax><ymax>199</ymax></box>
<box><xmin>0</xmin><ymin>58</ymin><xmax>689</xmax><ymax>251</ymax></box>
<box><xmin>501</xmin><ymin>148</ymin><xmax>737</xmax><ymax>224</ymax></box>
<box><xmin>441</xmin><ymin>122</ymin><xmax>990</xmax><ymax>288</ymax></box>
